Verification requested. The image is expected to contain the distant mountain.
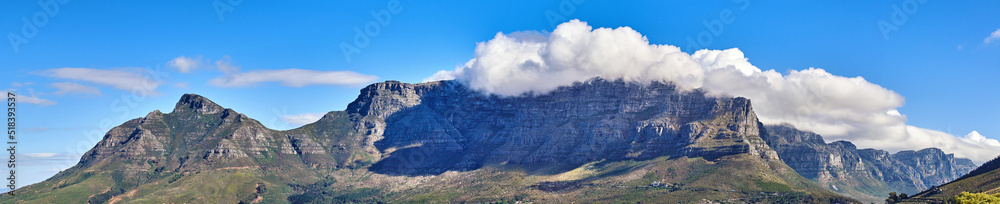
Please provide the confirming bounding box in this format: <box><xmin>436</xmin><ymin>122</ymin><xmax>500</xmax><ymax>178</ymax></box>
<box><xmin>761</xmin><ymin>124</ymin><xmax>977</xmax><ymax>203</ymax></box>
<box><xmin>903</xmin><ymin>156</ymin><xmax>1000</xmax><ymax>202</ymax></box>
<box><xmin>1</xmin><ymin>79</ymin><xmax>857</xmax><ymax>203</ymax></box>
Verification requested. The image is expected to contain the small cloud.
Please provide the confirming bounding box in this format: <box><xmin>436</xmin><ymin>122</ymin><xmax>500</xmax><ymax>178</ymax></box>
<box><xmin>984</xmin><ymin>29</ymin><xmax>1000</xmax><ymax>45</ymax></box>
<box><xmin>210</xmin><ymin>68</ymin><xmax>378</xmax><ymax>88</ymax></box>
<box><xmin>173</xmin><ymin>82</ymin><xmax>189</xmax><ymax>89</ymax></box>
<box><xmin>216</xmin><ymin>55</ymin><xmax>240</xmax><ymax>74</ymax></box>
<box><xmin>168</xmin><ymin>56</ymin><xmax>202</xmax><ymax>73</ymax></box>
<box><xmin>957</xmin><ymin>45</ymin><xmax>963</xmax><ymax>51</ymax></box>
<box><xmin>22</xmin><ymin>153</ymin><xmax>58</xmax><ymax>158</ymax></box>
<box><xmin>11</xmin><ymin>82</ymin><xmax>33</xmax><ymax>87</ymax></box>
<box><xmin>42</xmin><ymin>68</ymin><xmax>163</xmax><ymax>95</ymax></box>
<box><xmin>26</xmin><ymin>127</ymin><xmax>52</xmax><ymax>131</ymax></box>
<box><xmin>2</xmin><ymin>90</ymin><xmax>56</xmax><ymax>107</ymax></box>
<box><xmin>18</xmin><ymin>152</ymin><xmax>81</xmax><ymax>167</ymax></box>
<box><xmin>51</xmin><ymin>82</ymin><xmax>101</xmax><ymax>96</ymax></box>
<box><xmin>423</xmin><ymin>70</ymin><xmax>457</xmax><ymax>82</ymax></box>
<box><xmin>281</xmin><ymin>113</ymin><xmax>326</xmax><ymax>126</ymax></box>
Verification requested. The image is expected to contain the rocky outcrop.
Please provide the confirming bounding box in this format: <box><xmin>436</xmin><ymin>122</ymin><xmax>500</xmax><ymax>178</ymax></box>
<box><xmin>345</xmin><ymin>79</ymin><xmax>780</xmax><ymax>175</ymax></box>
<box><xmin>762</xmin><ymin>124</ymin><xmax>977</xmax><ymax>200</ymax></box>
<box><xmin>906</xmin><ymin>156</ymin><xmax>1000</xmax><ymax>202</ymax></box>
<box><xmin>76</xmin><ymin>94</ymin><xmax>346</xmax><ymax>172</ymax></box>
<box><xmin>893</xmin><ymin>148</ymin><xmax>977</xmax><ymax>186</ymax></box>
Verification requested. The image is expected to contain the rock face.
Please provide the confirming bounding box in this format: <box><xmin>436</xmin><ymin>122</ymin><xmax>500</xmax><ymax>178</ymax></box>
<box><xmin>762</xmin><ymin>124</ymin><xmax>977</xmax><ymax>202</ymax></box>
<box><xmin>76</xmin><ymin>94</ymin><xmax>369</xmax><ymax>178</ymax></box>
<box><xmin>906</xmin><ymin>156</ymin><xmax>1000</xmax><ymax>202</ymax></box>
<box><xmin>348</xmin><ymin>79</ymin><xmax>780</xmax><ymax>174</ymax></box>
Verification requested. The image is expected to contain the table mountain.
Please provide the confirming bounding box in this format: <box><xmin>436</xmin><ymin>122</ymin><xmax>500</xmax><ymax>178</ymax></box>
<box><xmin>762</xmin><ymin>124</ymin><xmax>977</xmax><ymax>203</ymax></box>
<box><xmin>1</xmin><ymin>79</ymin><xmax>857</xmax><ymax>203</ymax></box>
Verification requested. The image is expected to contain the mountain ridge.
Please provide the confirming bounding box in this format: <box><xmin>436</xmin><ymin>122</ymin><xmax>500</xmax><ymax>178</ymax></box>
<box><xmin>0</xmin><ymin>79</ymin><xmax>869</xmax><ymax>203</ymax></box>
<box><xmin>761</xmin><ymin>124</ymin><xmax>977</xmax><ymax>203</ymax></box>
<box><xmin>903</xmin><ymin>155</ymin><xmax>1000</xmax><ymax>202</ymax></box>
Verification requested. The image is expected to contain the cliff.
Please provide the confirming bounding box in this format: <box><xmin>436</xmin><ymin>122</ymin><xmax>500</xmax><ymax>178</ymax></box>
<box><xmin>762</xmin><ymin>124</ymin><xmax>977</xmax><ymax>203</ymax></box>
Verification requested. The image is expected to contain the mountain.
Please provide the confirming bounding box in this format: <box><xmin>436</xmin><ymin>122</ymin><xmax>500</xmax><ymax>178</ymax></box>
<box><xmin>902</xmin><ymin>156</ymin><xmax>1000</xmax><ymax>203</ymax></box>
<box><xmin>1</xmin><ymin>79</ymin><xmax>857</xmax><ymax>203</ymax></box>
<box><xmin>761</xmin><ymin>124</ymin><xmax>977</xmax><ymax>203</ymax></box>
<box><xmin>2</xmin><ymin>94</ymin><xmax>336</xmax><ymax>203</ymax></box>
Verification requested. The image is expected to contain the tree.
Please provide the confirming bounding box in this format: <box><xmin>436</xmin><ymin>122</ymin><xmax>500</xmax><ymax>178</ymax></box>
<box><xmin>887</xmin><ymin>192</ymin><xmax>899</xmax><ymax>204</ymax></box>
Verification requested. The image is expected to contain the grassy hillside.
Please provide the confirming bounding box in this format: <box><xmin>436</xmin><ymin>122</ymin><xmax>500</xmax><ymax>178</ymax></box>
<box><xmin>284</xmin><ymin>155</ymin><xmax>854</xmax><ymax>203</ymax></box>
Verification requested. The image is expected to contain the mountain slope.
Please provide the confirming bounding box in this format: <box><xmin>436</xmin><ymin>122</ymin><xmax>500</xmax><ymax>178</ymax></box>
<box><xmin>761</xmin><ymin>124</ymin><xmax>977</xmax><ymax>203</ymax></box>
<box><xmin>1</xmin><ymin>94</ymin><xmax>350</xmax><ymax>203</ymax></box>
<box><xmin>2</xmin><ymin>79</ymin><xmax>857</xmax><ymax>203</ymax></box>
<box><xmin>903</xmin><ymin>156</ymin><xmax>1000</xmax><ymax>203</ymax></box>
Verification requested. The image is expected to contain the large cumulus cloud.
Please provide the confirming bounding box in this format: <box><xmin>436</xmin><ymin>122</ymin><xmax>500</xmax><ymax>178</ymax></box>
<box><xmin>425</xmin><ymin>20</ymin><xmax>1000</xmax><ymax>163</ymax></box>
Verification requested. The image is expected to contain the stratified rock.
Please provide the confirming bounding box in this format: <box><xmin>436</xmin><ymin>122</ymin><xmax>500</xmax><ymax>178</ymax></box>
<box><xmin>346</xmin><ymin>79</ymin><xmax>779</xmax><ymax>175</ymax></box>
<box><xmin>762</xmin><ymin>124</ymin><xmax>978</xmax><ymax>202</ymax></box>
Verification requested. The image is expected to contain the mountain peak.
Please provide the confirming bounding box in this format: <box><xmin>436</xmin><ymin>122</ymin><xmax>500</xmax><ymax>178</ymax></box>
<box><xmin>174</xmin><ymin>93</ymin><xmax>224</xmax><ymax>114</ymax></box>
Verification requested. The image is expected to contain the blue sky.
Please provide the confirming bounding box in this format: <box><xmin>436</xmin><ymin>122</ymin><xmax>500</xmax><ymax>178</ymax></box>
<box><xmin>2</xmin><ymin>1</ymin><xmax>998</xmax><ymax>186</ymax></box>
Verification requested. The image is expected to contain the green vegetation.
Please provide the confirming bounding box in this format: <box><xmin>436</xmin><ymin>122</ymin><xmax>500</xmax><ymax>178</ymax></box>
<box><xmin>954</xmin><ymin>192</ymin><xmax>1000</xmax><ymax>204</ymax></box>
<box><xmin>885</xmin><ymin>191</ymin><xmax>909</xmax><ymax>203</ymax></box>
<box><xmin>756</xmin><ymin>180</ymin><xmax>793</xmax><ymax>193</ymax></box>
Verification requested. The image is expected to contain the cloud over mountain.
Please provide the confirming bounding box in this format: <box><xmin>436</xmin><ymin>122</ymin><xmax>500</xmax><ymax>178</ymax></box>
<box><xmin>425</xmin><ymin>20</ymin><xmax>1000</xmax><ymax>163</ymax></box>
<box><xmin>168</xmin><ymin>56</ymin><xmax>201</xmax><ymax>73</ymax></box>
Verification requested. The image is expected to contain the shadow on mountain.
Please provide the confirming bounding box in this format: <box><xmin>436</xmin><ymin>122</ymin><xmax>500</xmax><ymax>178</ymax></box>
<box><xmin>364</xmin><ymin>79</ymin><xmax>750</xmax><ymax>177</ymax></box>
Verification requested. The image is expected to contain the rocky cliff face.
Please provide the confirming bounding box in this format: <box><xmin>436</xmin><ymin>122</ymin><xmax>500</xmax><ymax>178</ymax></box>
<box><xmin>762</xmin><ymin>124</ymin><xmax>977</xmax><ymax>202</ymax></box>
<box><xmin>347</xmin><ymin>79</ymin><xmax>780</xmax><ymax>174</ymax></box>
<box><xmin>66</xmin><ymin>93</ymin><xmax>377</xmax><ymax>189</ymax></box>
<box><xmin>906</xmin><ymin>156</ymin><xmax>1000</xmax><ymax>202</ymax></box>
<box><xmin>893</xmin><ymin>148</ymin><xmax>977</xmax><ymax>186</ymax></box>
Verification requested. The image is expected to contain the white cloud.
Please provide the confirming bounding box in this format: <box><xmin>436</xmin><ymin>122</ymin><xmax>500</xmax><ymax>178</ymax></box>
<box><xmin>11</xmin><ymin>82</ymin><xmax>33</xmax><ymax>87</ymax></box>
<box><xmin>425</xmin><ymin>20</ymin><xmax>1000</xmax><ymax>163</ymax></box>
<box><xmin>18</xmin><ymin>152</ymin><xmax>81</xmax><ymax>166</ymax></box>
<box><xmin>50</xmin><ymin>82</ymin><xmax>101</xmax><ymax>96</ymax></box>
<box><xmin>174</xmin><ymin>82</ymin><xmax>189</xmax><ymax>89</ymax></box>
<box><xmin>2</xmin><ymin>90</ymin><xmax>56</xmax><ymax>107</ymax></box>
<box><xmin>216</xmin><ymin>55</ymin><xmax>240</xmax><ymax>74</ymax></box>
<box><xmin>22</xmin><ymin>153</ymin><xmax>58</xmax><ymax>158</ymax></box>
<box><xmin>42</xmin><ymin>68</ymin><xmax>163</xmax><ymax>95</ymax></box>
<box><xmin>962</xmin><ymin>131</ymin><xmax>1000</xmax><ymax>147</ymax></box>
<box><xmin>281</xmin><ymin>113</ymin><xmax>326</xmax><ymax>126</ymax></box>
<box><xmin>168</xmin><ymin>56</ymin><xmax>201</xmax><ymax>73</ymax></box>
<box><xmin>984</xmin><ymin>29</ymin><xmax>1000</xmax><ymax>45</ymax></box>
<box><xmin>210</xmin><ymin>68</ymin><xmax>378</xmax><ymax>88</ymax></box>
